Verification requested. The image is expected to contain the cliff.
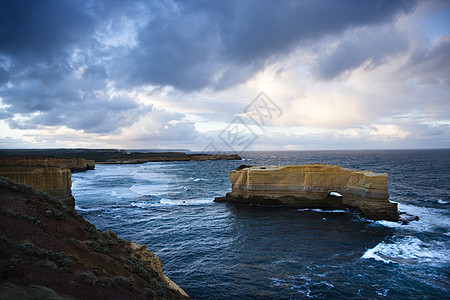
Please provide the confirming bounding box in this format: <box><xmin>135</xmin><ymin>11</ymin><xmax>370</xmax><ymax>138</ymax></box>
<box><xmin>0</xmin><ymin>149</ymin><xmax>241</xmax><ymax>164</ymax></box>
<box><xmin>0</xmin><ymin>176</ymin><xmax>189</xmax><ymax>299</ymax></box>
<box><xmin>0</xmin><ymin>166</ymin><xmax>74</xmax><ymax>208</ymax></box>
<box><xmin>215</xmin><ymin>164</ymin><xmax>399</xmax><ymax>221</ymax></box>
<box><xmin>98</xmin><ymin>154</ymin><xmax>241</xmax><ymax>164</ymax></box>
<box><xmin>0</xmin><ymin>156</ymin><xmax>95</xmax><ymax>208</ymax></box>
<box><xmin>0</xmin><ymin>156</ymin><xmax>95</xmax><ymax>172</ymax></box>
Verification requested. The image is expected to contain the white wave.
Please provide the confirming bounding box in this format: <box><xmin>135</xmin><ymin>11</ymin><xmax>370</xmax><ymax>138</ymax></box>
<box><xmin>192</xmin><ymin>178</ymin><xmax>206</xmax><ymax>182</ymax></box>
<box><xmin>109</xmin><ymin>188</ymin><xmax>138</xmax><ymax>198</ymax></box>
<box><xmin>128</xmin><ymin>198</ymin><xmax>213</xmax><ymax>207</ymax></box>
<box><xmin>130</xmin><ymin>201</ymin><xmax>158</xmax><ymax>208</ymax></box>
<box><xmin>159</xmin><ymin>198</ymin><xmax>213</xmax><ymax>206</ymax></box>
<box><xmin>362</xmin><ymin>236</ymin><xmax>450</xmax><ymax>265</ymax></box>
<box><xmin>297</xmin><ymin>208</ymin><xmax>348</xmax><ymax>213</ymax></box>
<box><xmin>375</xmin><ymin>203</ymin><xmax>450</xmax><ymax>233</ymax></box>
<box><xmin>71</xmin><ymin>179</ymin><xmax>85</xmax><ymax>189</ymax></box>
<box><xmin>75</xmin><ymin>205</ymin><xmax>104</xmax><ymax>212</ymax></box>
<box><xmin>437</xmin><ymin>199</ymin><xmax>447</xmax><ymax>204</ymax></box>
<box><xmin>133</xmin><ymin>171</ymin><xmax>172</xmax><ymax>183</ymax></box>
<box><xmin>129</xmin><ymin>184</ymin><xmax>168</xmax><ymax>196</ymax></box>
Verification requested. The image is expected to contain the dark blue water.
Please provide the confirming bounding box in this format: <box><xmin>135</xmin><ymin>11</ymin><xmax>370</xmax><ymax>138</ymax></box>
<box><xmin>72</xmin><ymin>150</ymin><xmax>449</xmax><ymax>299</ymax></box>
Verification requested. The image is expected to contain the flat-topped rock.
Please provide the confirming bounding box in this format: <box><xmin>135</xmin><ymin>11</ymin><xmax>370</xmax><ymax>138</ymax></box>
<box><xmin>214</xmin><ymin>164</ymin><xmax>399</xmax><ymax>221</ymax></box>
<box><xmin>0</xmin><ymin>156</ymin><xmax>96</xmax><ymax>208</ymax></box>
<box><xmin>0</xmin><ymin>165</ymin><xmax>75</xmax><ymax>208</ymax></box>
<box><xmin>0</xmin><ymin>156</ymin><xmax>95</xmax><ymax>172</ymax></box>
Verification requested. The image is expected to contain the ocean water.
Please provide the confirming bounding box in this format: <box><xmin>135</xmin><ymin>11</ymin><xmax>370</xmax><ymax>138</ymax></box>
<box><xmin>72</xmin><ymin>150</ymin><xmax>449</xmax><ymax>299</ymax></box>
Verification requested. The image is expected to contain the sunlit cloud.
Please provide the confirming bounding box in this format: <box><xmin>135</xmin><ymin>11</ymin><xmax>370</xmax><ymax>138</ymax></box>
<box><xmin>0</xmin><ymin>0</ymin><xmax>448</xmax><ymax>150</ymax></box>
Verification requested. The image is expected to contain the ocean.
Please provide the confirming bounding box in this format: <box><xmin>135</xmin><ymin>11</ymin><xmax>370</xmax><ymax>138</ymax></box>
<box><xmin>72</xmin><ymin>150</ymin><xmax>449</xmax><ymax>299</ymax></box>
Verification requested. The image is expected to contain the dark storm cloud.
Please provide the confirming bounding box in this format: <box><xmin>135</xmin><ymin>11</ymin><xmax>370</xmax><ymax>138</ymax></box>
<box><xmin>120</xmin><ymin>0</ymin><xmax>417</xmax><ymax>90</ymax></box>
<box><xmin>0</xmin><ymin>0</ymin><xmax>419</xmax><ymax>133</ymax></box>
<box><xmin>0</xmin><ymin>0</ymin><xmax>93</xmax><ymax>61</ymax></box>
<box><xmin>315</xmin><ymin>26</ymin><xmax>409</xmax><ymax>80</ymax></box>
<box><xmin>404</xmin><ymin>34</ymin><xmax>450</xmax><ymax>85</ymax></box>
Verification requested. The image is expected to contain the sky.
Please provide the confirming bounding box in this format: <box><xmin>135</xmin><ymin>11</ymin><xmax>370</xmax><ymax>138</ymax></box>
<box><xmin>0</xmin><ymin>0</ymin><xmax>449</xmax><ymax>151</ymax></box>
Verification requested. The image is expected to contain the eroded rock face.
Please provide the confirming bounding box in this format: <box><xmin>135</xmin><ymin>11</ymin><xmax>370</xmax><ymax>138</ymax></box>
<box><xmin>0</xmin><ymin>156</ymin><xmax>95</xmax><ymax>208</ymax></box>
<box><xmin>215</xmin><ymin>164</ymin><xmax>399</xmax><ymax>221</ymax></box>
<box><xmin>0</xmin><ymin>166</ymin><xmax>74</xmax><ymax>208</ymax></box>
<box><xmin>0</xmin><ymin>156</ymin><xmax>95</xmax><ymax>172</ymax></box>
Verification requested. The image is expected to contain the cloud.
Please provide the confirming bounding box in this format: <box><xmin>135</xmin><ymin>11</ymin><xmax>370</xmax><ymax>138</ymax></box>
<box><xmin>1</xmin><ymin>73</ymin><xmax>151</xmax><ymax>133</ymax></box>
<box><xmin>402</xmin><ymin>34</ymin><xmax>450</xmax><ymax>85</ymax></box>
<box><xmin>0</xmin><ymin>0</ymin><xmax>94</xmax><ymax>62</ymax></box>
<box><xmin>112</xmin><ymin>0</ymin><xmax>417</xmax><ymax>91</ymax></box>
<box><xmin>369</xmin><ymin>124</ymin><xmax>411</xmax><ymax>141</ymax></box>
<box><xmin>120</xmin><ymin>108</ymin><xmax>200</xmax><ymax>142</ymax></box>
<box><xmin>314</xmin><ymin>25</ymin><xmax>409</xmax><ymax>80</ymax></box>
<box><xmin>2</xmin><ymin>0</ymin><xmax>448</xmax><ymax>150</ymax></box>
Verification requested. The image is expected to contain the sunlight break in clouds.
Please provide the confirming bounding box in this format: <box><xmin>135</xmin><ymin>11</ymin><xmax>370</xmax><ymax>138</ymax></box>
<box><xmin>0</xmin><ymin>0</ymin><xmax>448</xmax><ymax>150</ymax></box>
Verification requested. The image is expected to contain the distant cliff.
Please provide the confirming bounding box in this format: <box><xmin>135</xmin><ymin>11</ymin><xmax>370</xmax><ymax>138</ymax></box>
<box><xmin>0</xmin><ymin>156</ymin><xmax>95</xmax><ymax>172</ymax></box>
<box><xmin>0</xmin><ymin>176</ymin><xmax>189</xmax><ymax>299</ymax></box>
<box><xmin>215</xmin><ymin>164</ymin><xmax>399</xmax><ymax>221</ymax></box>
<box><xmin>99</xmin><ymin>154</ymin><xmax>242</xmax><ymax>164</ymax></box>
<box><xmin>0</xmin><ymin>149</ymin><xmax>241</xmax><ymax>164</ymax></box>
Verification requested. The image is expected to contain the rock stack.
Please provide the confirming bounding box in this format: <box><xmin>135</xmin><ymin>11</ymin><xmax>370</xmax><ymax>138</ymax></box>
<box><xmin>215</xmin><ymin>164</ymin><xmax>399</xmax><ymax>221</ymax></box>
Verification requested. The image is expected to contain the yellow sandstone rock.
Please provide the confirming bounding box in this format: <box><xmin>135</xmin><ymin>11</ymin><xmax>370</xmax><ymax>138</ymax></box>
<box><xmin>0</xmin><ymin>156</ymin><xmax>95</xmax><ymax>172</ymax></box>
<box><xmin>0</xmin><ymin>156</ymin><xmax>95</xmax><ymax>208</ymax></box>
<box><xmin>215</xmin><ymin>164</ymin><xmax>399</xmax><ymax>221</ymax></box>
<box><xmin>0</xmin><ymin>165</ymin><xmax>74</xmax><ymax>208</ymax></box>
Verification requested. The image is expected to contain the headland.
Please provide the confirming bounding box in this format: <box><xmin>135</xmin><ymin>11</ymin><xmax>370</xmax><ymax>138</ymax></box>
<box><xmin>0</xmin><ymin>151</ymin><xmax>191</xmax><ymax>299</ymax></box>
<box><xmin>0</xmin><ymin>149</ymin><xmax>241</xmax><ymax>164</ymax></box>
<box><xmin>0</xmin><ymin>176</ymin><xmax>188</xmax><ymax>299</ymax></box>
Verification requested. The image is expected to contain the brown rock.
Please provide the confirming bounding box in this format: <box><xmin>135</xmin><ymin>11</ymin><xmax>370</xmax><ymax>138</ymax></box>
<box><xmin>215</xmin><ymin>164</ymin><xmax>399</xmax><ymax>221</ymax></box>
<box><xmin>0</xmin><ymin>176</ymin><xmax>189</xmax><ymax>299</ymax></box>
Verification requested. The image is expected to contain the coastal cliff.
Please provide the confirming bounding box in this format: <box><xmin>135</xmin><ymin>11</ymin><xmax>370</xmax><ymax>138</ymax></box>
<box><xmin>0</xmin><ymin>149</ymin><xmax>241</xmax><ymax>165</ymax></box>
<box><xmin>215</xmin><ymin>164</ymin><xmax>399</xmax><ymax>221</ymax></box>
<box><xmin>98</xmin><ymin>154</ymin><xmax>241</xmax><ymax>164</ymax></box>
<box><xmin>0</xmin><ymin>166</ymin><xmax>75</xmax><ymax>208</ymax></box>
<box><xmin>0</xmin><ymin>156</ymin><xmax>95</xmax><ymax>173</ymax></box>
<box><xmin>0</xmin><ymin>176</ymin><xmax>189</xmax><ymax>299</ymax></box>
<box><xmin>0</xmin><ymin>156</ymin><xmax>93</xmax><ymax>208</ymax></box>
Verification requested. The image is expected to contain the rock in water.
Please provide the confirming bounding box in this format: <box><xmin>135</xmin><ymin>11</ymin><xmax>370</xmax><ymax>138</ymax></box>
<box><xmin>214</xmin><ymin>164</ymin><xmax>399</xmax><ymax>221</ymax></box>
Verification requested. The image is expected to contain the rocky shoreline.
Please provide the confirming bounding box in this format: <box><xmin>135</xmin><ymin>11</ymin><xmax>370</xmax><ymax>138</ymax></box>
<box><xmin>0</xmin><ymin>152</ymin><xmax>192</xmax><ymax>299</ymax></box>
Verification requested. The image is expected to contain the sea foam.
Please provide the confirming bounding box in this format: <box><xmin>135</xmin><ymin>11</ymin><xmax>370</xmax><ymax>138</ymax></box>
<box><xmin>375</xmin><ymin>203</ymin><xmax>450</xmax><ymax>233</ymax></box>
<box><xmin>362</xmin><ymin>236</ymin><xmax>449</xmax><ymax>265</ymax></box>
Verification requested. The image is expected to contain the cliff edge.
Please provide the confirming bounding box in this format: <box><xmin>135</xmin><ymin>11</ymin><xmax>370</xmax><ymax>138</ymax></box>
<box><xmin>0</xmin><ymin>176</ymin><xmax>188</xmax><ymax>299</ymax></box>
<box><xmin>215</xmin><ymin>164</ymin><xmax>399</xmax><ymax>221</ymax></box>
<box><xmin>0</xmin><ymin>156</ymin><xmax>95</xmax><ymax>173</ymax></box>
<box><xmin>0</xmin><ymin>156</ymin><xmax>93</xmax><ymax>209</ymax></box>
